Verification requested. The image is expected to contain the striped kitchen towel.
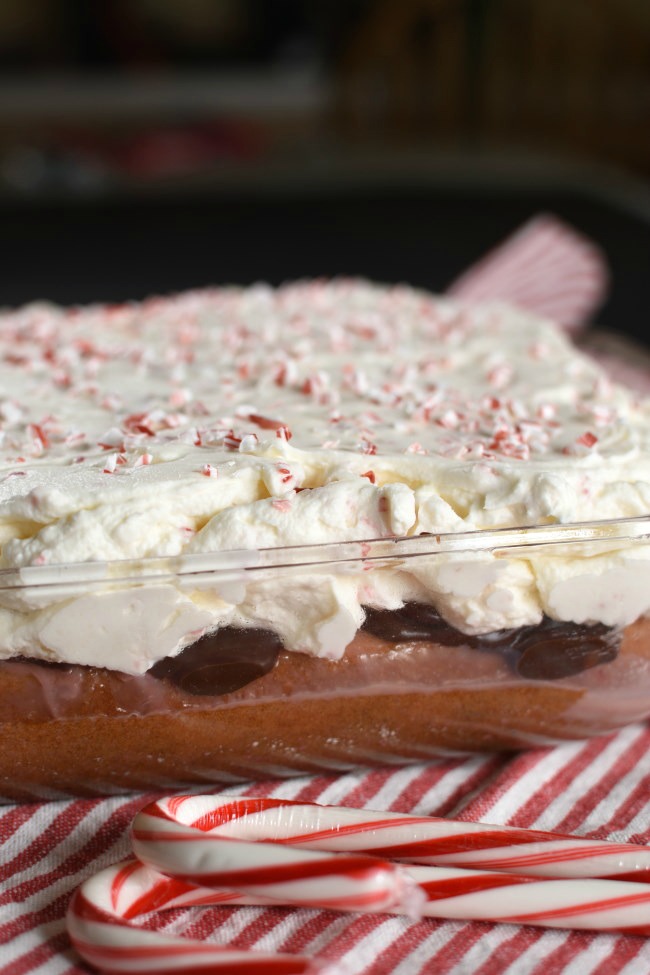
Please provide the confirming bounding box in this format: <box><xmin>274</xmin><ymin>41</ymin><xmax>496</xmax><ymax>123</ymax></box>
<box><xmin>4</xmin><ymin>726</ymin><xmax>650</xmax><ymax>975</ymax></box>
<box><xmin>447</xmin><ymin>213</ymin><xmax>609</xmax><ymax>334</ymax></box>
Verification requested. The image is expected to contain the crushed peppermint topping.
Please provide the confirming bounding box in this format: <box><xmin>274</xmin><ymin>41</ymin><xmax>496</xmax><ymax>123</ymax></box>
<box><xmin>223</xmin><ymin>431</ymin><xmax>242</xmax><ymax>450</ymax></box>
<box><xmin>271</xmin><ymin>498</ymin><xmax>292</xmax><ymax>512</ymax></box>
<box><xmin>247</xmin><ymin>413</ymin><xmax>286</xmax><ymax>431</ymax></box>
<box><xmin>577</xmin><ymin>431</ymin><xmax>598</xmax><ymax>448</ymax></box>
<box><xmin>0</xmin><ymin>280</ymin><xmax>638</xmax><ymax>490</ymax></box>
<box><xmin>360</xmin><ymin>440</ymin><xmax>377</xmax><ymax>455</ymax></box>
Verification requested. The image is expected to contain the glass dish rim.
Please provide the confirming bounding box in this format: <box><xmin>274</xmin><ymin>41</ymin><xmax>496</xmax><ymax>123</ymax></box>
<box><xmin>3</xmin><ymin>514</ymin><xmax>650</xmax><ymax>592</ymax></box>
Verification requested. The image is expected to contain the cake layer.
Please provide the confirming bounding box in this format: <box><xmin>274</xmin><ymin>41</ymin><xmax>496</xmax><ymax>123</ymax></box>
<box><xmin>2</xmin><ymin>614</ymin><xmax>649</xmax><ymax>801</ymax></box>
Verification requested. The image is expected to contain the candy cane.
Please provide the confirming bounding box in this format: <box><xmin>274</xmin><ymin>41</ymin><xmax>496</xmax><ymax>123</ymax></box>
<box><xmin>126</xmin><ymin>795</ymin><xmax>650</xmax><ymax>935</ymax></box>
<box><xmin>134</xmin><ymin>794</ymin><xmax>650</xmax><ymax>883</ymax></box>
<box><xmin>67</xmin><ymin>857</ymin><xmax>328</xmax><ymax>974</ymax></box>
<box><xmin>132</xmin><ymin>798</ymin><xmax>413</xmax><ymax>913</ymax></box>
<box><xmin>68</xmin><ymin>812</ymin><xmax>414</xmax><ymax>975</ymax></box>
<box><xmin>68</xmin><ymin>796</ymin><xmax>650</xmax><ymax>974</ymax></box>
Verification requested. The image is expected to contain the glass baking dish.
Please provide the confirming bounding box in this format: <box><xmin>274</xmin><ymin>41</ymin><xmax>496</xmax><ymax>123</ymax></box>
<box><xmin>2</xmin><ymin>515</ymin><xmax>650</xmax><ymax>802</ymax></box>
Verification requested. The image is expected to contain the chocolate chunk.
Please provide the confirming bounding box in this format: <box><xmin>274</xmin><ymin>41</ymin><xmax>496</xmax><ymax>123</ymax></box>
<box><xmin>513</xmin><ymin>621</ymin><xmax>619</xmax><ymax>680</ymax></box>
<box><xmin>362</xmin><ymin>602</ymin><xmax>621</xmax><ymax>681</ymax></box>
<box><xmin>150</xmin><ymin>627</ymin><xmax>282</xmax><ymax>696</ymax></box>
<box><xmin>362</xmin><ymin>603</ymin><xmax>469</xmax><ymax>645</ymax></box>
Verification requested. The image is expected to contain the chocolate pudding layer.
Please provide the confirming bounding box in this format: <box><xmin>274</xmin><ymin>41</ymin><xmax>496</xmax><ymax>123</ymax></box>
<box><xmin>1</xmin><ymin>604</ymin><xmax>648</xmax><ymax>802</ymax></box>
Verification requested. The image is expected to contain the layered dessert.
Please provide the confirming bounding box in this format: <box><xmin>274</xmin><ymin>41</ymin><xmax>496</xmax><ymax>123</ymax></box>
<box><xmin>1</xmin><ymin>281</ymin><xmax>650</xmax><ymax>798</ymax></box>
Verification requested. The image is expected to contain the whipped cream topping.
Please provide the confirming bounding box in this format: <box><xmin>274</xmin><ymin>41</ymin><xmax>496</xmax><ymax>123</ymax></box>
<box><xmin>0</xmin><ymin>280</ymin><xmax>649</xmax><ymax>672</ymax></box>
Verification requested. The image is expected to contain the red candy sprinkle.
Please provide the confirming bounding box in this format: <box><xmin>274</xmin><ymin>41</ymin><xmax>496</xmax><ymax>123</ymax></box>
<box><xmin>28</xmin><ymin>423</ymin><xmax>50</xmax><ymax>450</ymax></box>
<box><xmin>123</xmin><ymin>413</ymin><xmax>155</xmax><ymax>436</ymax></box>
<box><xmin>246</xmin><ymin>413</ymin><xmax>292</xmax><ymax>439</ymax></box>
<box><xmin>276</xmin><ymin>465</ymin><xmax>294</xmax><ymax>484</ymax></box>
<box><xmin>271</xmin><ymin>498</ymin><xmax>292</xmax><ymax>512</ymax></box>
<box><xmin>577</xmin><ymin>431</ymin><xmax>598</xmax><ymax>448</ymax></box>
<box><xmin>223</xmin><ymin>431</ymin><xmax>242</xmax><ymax>450</ymax></box>
<box><xmin>272</xmin><ymin>366</ymin><xmax>285</xmax><ymax>386</ymax></box>
<box><xmin>246</xmin><ymin>413</ymin><xmax>285</xmax><ymax>430</ymax></box>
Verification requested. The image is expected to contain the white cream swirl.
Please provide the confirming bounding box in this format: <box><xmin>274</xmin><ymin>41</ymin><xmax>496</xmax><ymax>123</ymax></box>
<box><xmin>0</xmin><ymin>280</ymin><xmax>648</xmax><ymax>672</ymax></box>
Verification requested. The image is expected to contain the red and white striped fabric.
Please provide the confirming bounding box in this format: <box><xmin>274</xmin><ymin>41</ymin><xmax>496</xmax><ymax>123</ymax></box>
<box><xmin>6</xmin><ymin>725</ymin><xmax>650</xmax><ymax>975</ymax></box>
<box><xmin>3</xmin><ymin>216</ymin><xmax>650</xmax><ymax>975</ymax></box>
<box><xmin>447</xmin><ymin>214</ymin><xmax>609</xmax><ymax>334</ymax></box>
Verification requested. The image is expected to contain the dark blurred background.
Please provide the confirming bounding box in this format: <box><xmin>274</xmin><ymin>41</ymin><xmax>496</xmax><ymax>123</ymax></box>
<box><xmin>0</xmin><ymin>0</ymin><xmax>648</xmax><ymax>342</ymax></box>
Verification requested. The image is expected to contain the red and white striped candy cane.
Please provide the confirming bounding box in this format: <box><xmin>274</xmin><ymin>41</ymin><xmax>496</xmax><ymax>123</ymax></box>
<box><xmin>127</xmin><ymin>795</ymin><xmax>650</xmax><ymax>935</ymax></box>
<box><xmin>68</xmin><ymin>794</ymin><xmax>650</xmax><ymax>973</ymax></box>
<box><xmin>67</xmin><ymin>857</ymin><xmax>326</xmax><ymax>974</ymax></box>
<box><xmin>132</xmin><ymin>797</ymin><xmax>413</xmax><ymax>913</ymax></box>
<box><xmin>134</xmin><ymin>795</ymin><xmax>650</xmax><ymax>882</ymax></box>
